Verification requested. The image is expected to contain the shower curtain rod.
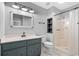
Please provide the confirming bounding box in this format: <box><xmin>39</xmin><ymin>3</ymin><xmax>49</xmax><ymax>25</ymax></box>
<box><xmin>55</xmin><ymin>6</ymin><xmax>79</xmax><ymax>16</ymax></box>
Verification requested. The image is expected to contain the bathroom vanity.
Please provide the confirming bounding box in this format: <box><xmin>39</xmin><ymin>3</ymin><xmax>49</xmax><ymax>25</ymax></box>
<box><xmin>0</xmin><ymin>36</ymin><xmax>42</xmax><ymax>56</ymax></box>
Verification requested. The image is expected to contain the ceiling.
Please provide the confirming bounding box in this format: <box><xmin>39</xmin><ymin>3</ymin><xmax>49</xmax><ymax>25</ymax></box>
<box><xmin>5</xmin><ymin>2</ymin><xmax>50</xmax><ymax>15</ymax></box>
<box><xmin>31</xmin><ymin>2</ymin><xmax>79</xmax><ymax>10</ymax></box>
<box><xmin>5</xmin><ymin>2</ymin><xmax>79</xmax><ymax>15</ymax></box>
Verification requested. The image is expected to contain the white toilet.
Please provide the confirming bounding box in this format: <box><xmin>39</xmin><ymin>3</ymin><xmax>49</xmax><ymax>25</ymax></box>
<box><xmin>42</xmin><ymin>33</ymin><xmax>53</xmax><ymax>55</ymax></box>
<box><xmin>43</xmin><ymin>42</ymin><xmax>53</xmax><ymax>48</ymax></box>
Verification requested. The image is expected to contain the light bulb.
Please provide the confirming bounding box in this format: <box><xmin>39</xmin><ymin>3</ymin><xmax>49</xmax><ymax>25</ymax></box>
<box><xmin>21</xmin><ymin>8</ymin><xmax>28</xmax><ymax>11</ymax></box>
<box><xmin>12</xmin><ymin>5</ymin><xmax>20</xmax><ymax>9</ymax></box>
<box><xmin>65</xmin><ymin>21</ymin><xmax>69</xmax><ymax>27</ymax></box>
<box><xmin>66</xmin><ymin>21</ymin><xmax>69</xmax><ymax>25</ymax></box>
<box><xmin>29</xmin><ymin>10</ymin><xmax>34</xmax><ymax>13</ymax></box>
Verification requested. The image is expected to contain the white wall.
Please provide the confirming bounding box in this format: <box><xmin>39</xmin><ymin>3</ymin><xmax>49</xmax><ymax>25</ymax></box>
<box><xmin>0</xmin><ymin>2</ymin><xmax>5</xmax><ymax>56</ymax></box>
<box><xmin>4</xmin><ymin>5</ymin><xmax>47</xmax><ymax>36</ymax></box>
<box><xmin>33</xmin><ymin>14</ymin><xmax>47</xmax><ymax>35</ymax></box>
<box><xmin>5</xmin><ymin>6</ymin><xmax>33</xmax><ymax>35</ymax></box>
<box><xmin>0</xmin><ymin>2</ymin><xmax>5</xmax><ymax>37</ymax></box>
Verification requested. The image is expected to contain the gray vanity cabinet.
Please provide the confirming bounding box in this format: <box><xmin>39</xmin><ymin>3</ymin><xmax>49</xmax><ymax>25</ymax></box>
<box><xmin>1</xmin><ymin>38</ymin><xmax>41</xmax><ymax>56</ymax></box>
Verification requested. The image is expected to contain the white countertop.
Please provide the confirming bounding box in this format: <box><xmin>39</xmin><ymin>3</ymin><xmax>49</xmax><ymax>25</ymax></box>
<box><xmin>0</xmin><ymin>35</ymin><xmax>42</xmax><ymax>44</ymax></box>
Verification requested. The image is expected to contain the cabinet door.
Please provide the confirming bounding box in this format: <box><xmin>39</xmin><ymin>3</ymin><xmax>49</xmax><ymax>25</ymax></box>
<box><xmin>16</xmin><ymin>47</ymin><xmax>27</xmax><ymax>56</ymax></box>
<box><xmin>27</xmin><ymin>44</ymin><xmax>41</xmax><ymax>56</ymax></box>
<box><xmin>3</xmin><ymin>47</ymin><xmax>27</xmax><ymax>56</ymax></box>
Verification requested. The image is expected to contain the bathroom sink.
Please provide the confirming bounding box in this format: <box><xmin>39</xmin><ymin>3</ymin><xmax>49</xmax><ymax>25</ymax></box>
<box><xmin>0</xmin><ymin>35</ymin><xmax>42</xmax><ymax>44</ymax></box>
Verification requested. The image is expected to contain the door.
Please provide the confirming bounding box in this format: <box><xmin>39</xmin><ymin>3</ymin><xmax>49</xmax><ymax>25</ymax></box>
<box><xmin>54</xmin><ymin>15</ymin><xmax>65</xmax><ymax>47</ymax></box>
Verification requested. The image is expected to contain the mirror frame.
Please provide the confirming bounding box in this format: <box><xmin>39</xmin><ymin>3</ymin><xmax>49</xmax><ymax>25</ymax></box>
<box><xmin>10</xmin><ymin>11</ymin><xmax>34</xmax><ymax>28</ymax></box>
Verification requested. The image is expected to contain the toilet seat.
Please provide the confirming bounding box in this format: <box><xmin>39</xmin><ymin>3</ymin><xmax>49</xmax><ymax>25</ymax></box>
<box><xmin>43</xmin><ymin>42</ymin><xmax>53</xmax><ymax>48</ymax></box>
<box><xmin>43</xmin><ymin>42</ymin><xmax>53</xmax><ymax>55</ymax></box>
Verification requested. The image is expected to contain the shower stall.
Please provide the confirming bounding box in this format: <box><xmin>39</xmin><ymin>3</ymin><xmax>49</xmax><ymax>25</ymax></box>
<box><xmin>53</xmin><ymin>8</ymin><xmax>78</xmax><ymax>56</ymax></box>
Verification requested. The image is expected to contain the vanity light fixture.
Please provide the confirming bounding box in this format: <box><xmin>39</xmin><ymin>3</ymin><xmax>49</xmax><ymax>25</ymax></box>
<box><xmin>12</xmin><ymin>3</ymin><xmax>20</xmax><ymax>9</ymax></box>
<box><xmin>29</xmin><ymin>9</ymin><xmax>34</xmax><ymax>13</ymax></box>
<box><xmin>21</xmin><ymin>8</ymin><xmax>28</xmax><ymax>11</ymax></box>
<box><xmin>12</xmin><ymin>3</ymin><xmax>35</xmax><ymax>13</ymax></box>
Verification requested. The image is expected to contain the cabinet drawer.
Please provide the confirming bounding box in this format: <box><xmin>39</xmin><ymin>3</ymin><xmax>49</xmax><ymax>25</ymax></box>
<box><xmin>2</xmin><ymin>47</ymin><xmax>27</xmax><ymax>56</ymax></box>
<box><xmin>2</xmin><ymin>40</ymin><xmax>26</xmax><ymax>51</ymax></box>
<box><xmin>2</xmin><ymin>48</ymin><xmax>18</xmax><ymax>56</ymax></box>
<box><xmin>27</xmin><ymin>38</ymin><xmax>41</xmax><ymax>46</ymax></box>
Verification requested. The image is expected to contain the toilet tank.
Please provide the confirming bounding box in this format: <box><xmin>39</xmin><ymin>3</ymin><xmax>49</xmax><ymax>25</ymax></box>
<box><xmin>46</xmin><ymin>33</ymin><xmax>53</xmax><ymax>42</ymax></box>
<box><xmin>42</xmin><ymin>33</ymin><xmax>53</xmax><ymax>42</ymax></box>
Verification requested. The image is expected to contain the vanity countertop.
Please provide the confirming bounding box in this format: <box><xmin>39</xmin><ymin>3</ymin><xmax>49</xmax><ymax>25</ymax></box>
<box><xmin>0</xmin><ymin>35</ymin><xmax>42</xmax><ymax>44</ymax></box>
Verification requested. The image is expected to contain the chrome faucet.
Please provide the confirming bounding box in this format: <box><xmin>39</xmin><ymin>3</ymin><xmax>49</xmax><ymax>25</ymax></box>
<box><xmin>21</xmin><ymin>32</ymin><xmax>26</xmax><ymax>37</ymax></box>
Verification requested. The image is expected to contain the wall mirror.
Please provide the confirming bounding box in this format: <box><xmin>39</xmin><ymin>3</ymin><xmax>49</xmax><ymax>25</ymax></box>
<box><xmin>10</xmin><ymin>11</ymin><xmax>33</xmax><ymax>28</ymax></box>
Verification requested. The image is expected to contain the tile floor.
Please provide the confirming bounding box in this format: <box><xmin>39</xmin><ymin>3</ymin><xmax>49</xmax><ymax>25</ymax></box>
<box><xmin>41</xmin><ymin>45</ymin><xmax>72</xmax><ymax>56</ymax></box>
<box><xmin>41</xmin><ymin>45</ymin><xmax>60</xmax><ymax>56</ymax></box>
